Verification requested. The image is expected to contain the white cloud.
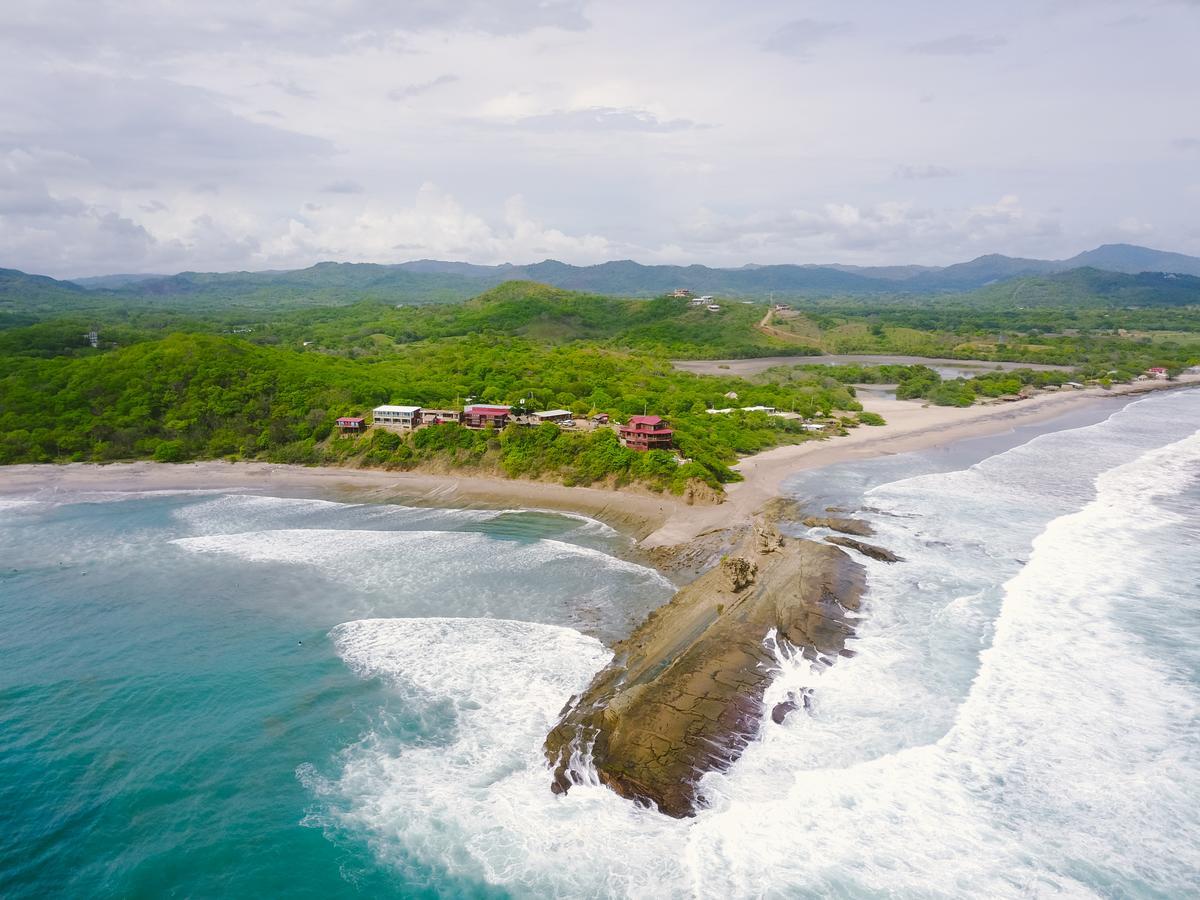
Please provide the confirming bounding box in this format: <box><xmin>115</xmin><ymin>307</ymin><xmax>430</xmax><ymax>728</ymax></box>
<box><xmin>2</xmin><ymin>0</ymin><xmax>1199</xmax><ymax>274</ymax></box>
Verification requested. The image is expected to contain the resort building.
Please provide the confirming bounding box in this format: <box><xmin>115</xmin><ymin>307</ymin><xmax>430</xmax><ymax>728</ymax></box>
<box><xmin>1146</xmin><ymin>367</ymin><xmax>1169</xmax><ymax>380</ymax></box>
<box><xmin>336</xmin><ymin>416</ymin><xmax>365</xmax><ymax>434</ymax></box>
<box><xmin>532</xmin><ymin>409</ymin><xmax>573</xmax><ymax>424</ymax></box>
<box><xmin>618</xmin><ymin>415</ymin><xmax>674</xmax><ymax>451</ymax></box>
<box><xmin>421</xmin><ymin>409</ymin><xmax>461</xmax><ymax>425</ymax></box>
<box><xmin>373</xmin><ymin>405</ymin><xmax>422</xmax><ymax>430</ymax></box>
<box><xmin>462</xmin><ymin>404</ymin><xmax>512</xmax><ymax>429</ymax></box>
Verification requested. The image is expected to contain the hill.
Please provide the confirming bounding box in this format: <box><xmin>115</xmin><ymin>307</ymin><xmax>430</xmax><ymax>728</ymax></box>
<box><xmin>962</xmin><ymin>268</ymin><xmax>1200</xmax><ymax>308</ymax></box>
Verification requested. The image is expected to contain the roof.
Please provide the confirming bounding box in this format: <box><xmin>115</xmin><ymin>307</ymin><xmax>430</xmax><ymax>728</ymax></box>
<box><xmin>534</xmin><ymin>409</ymin><xmax>572</xmax><ymax>418</ymax></box>
<box><xmin>620</xmin><ymin>425</ymin><xmax>674</xmax><ymax>436</ymax></box>
<box><xmin>464</xmin><ymin>404</ymin><xmax>511</xmax><ymax>414</ymax></box>
<box><xmin>628</xmin><ymin>415</ymin><xmax>663</xmax><ymax>425</ymax></box>
<box><xmin>374</xmin><ymin>405</ymin><xmax>421</xmax><ymax>414</ymax></box>
<box><xmin>336</xmin><ymin>416</ymin><xmax>365</xmax><ymax>423</ymax></box>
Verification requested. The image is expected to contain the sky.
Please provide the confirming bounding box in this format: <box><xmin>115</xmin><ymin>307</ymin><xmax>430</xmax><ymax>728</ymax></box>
<box><xmin>2</xmin><ymin>0</ymin><xmax>1199</xmax><ymax>278</ymax></box>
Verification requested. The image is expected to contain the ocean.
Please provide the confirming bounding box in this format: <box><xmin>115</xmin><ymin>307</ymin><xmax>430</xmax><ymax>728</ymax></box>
<box><xmin>2</xmin><ymin>389</ymin><xmax>1198</xmax><ymax>898</ymax></box>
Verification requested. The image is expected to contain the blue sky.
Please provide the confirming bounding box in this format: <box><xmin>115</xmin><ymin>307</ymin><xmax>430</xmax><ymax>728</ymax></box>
<box><xmin>2</xmin><ymin>0</ymin><xmax>1198</xmax><ymax>276</ymax></box>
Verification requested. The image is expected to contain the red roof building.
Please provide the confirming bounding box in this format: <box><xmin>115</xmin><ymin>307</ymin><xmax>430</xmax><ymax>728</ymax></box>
<box><xmin>618</xmin><ymin>415</ymin><xmax>674</xmax><ymax>451</ymax></box>
<box><xmin>336</xmin><ymin>416</ymin><xmax>366</xmax><ymax>433</ymax></box>
<box><xmin>462</xmin><ymin>404</ymin><xmax>512</xmax><ymax>429</ymax></box>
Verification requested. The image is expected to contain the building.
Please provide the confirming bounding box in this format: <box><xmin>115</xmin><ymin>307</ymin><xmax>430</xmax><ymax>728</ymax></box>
<box><xmin>421</xmin><ymin>409</ymin><xmax>461</xmax><ymax>425</ymax></box>
<box><xmin>592</xmin><ymin>413</ymin><xmax>610</xmax><ymax>424</ymax></box>
<box><xmin>373</xmin><ymin>405</ymin><xmax>422</xmax><ymax>430</ymax></box>
<box><xmin>618</xmin><ymin>415</ymin><xmax>674</xmax><ymax>451</ymax></box>
<box><xmin>336</xmin><ymin>416</ymin><xmax>365</xmax><ymax>434</ymax></box>
<box><xmin>532</xmin><ymin>409</ymin><xmax>573</xmax><ymax>424</ymax></box>
<box><xmin>1147</xmin><ymin>367</ymin><xmax>1169</xmax><ymax>380</ymax></box>
<box><xmin>671</xmin><ymin>288</ymin><xmax>693</xmax><ymax>298</ymax></box>
<box><xmin>706</xmin><ymin>304</ymin><xmax>721</xmax><ymax>312</ymax></box>
<box><xmin>462</xmin><ymin>404</ymin><xmax>512</xmax><ymax>429</ymax></box>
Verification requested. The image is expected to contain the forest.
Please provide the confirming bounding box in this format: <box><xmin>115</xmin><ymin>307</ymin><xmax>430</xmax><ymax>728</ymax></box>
<box><xmin>1</xmin><ymin>276</ymin><xmax>1196</xmax><ymax>492</ymax></box>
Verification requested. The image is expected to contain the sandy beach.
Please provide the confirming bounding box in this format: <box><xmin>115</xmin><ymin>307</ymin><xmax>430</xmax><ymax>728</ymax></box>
<box><xmin>3</xmin><ymin>375</ymin><xmax>1195</xmax><ymax>550</ymax></box>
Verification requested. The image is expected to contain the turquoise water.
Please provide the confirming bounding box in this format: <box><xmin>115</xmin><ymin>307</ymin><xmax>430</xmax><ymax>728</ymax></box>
<box><xmin>0</xmin><ymin>497</ymin><xmax>672</xmax><ymax>897</ymax></box>
<box><xmin>3</xmin><ymin>389</ymin><xmax>1200</xmax><ymax>897</ymax></box>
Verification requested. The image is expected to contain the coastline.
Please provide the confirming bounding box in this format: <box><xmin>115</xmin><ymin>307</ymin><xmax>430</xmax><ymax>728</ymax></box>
<box><xmin>2</xmin><ymin>376</ymin><xmax>1195</xmax><ymax>555</ymax></box>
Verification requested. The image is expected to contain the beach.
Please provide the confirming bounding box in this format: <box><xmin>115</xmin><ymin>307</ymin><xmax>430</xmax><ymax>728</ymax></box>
<box><xmin>3</xmin><ymin>375</ymin><xmax>1195</xmax><ymax>552</ymax></box>
<box><xmin>4</xmin><ymin>380</ymin><xmax>1199</xmax><ymax>899</ymax></box>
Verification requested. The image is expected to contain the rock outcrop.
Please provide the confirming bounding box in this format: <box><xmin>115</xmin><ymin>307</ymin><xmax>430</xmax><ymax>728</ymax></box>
<box><xmin>824</xmin><ymin>535</ymin><xmax>904</xmax><ymax>563</ymax></box>
<box><xmin>801</xmin><ymin>515</ymin><xmax>875</xmax><ymax>536</ymax></box>
<box><xmin>544</xmin><ymin>525</ymin><xmax>865</xmax><ymax>818</ymax></box>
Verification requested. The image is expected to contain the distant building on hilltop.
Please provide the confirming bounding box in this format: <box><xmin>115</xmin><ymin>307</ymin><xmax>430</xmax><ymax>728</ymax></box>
<box><xmin>618</xmin><ymin>415</ymin><xmax>673</xmax><ymax>451</ymax></box>
<box><xmin>671</xmin><ymin>288</ymin><xmax>693</xmax><ymax>298</ymax></box>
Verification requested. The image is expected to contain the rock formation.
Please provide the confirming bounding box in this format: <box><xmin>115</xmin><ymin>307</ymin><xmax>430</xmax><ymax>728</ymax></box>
<box><xmin>544</xmin><ymin>524</ymin><xmax>865</xmax><ymax>818</ymax></box>
<box><xmin>801</xmin><ymin>515</ymin><xmax>874</xmax><ymax>536</ymax></box>
<box><xmin>824</xmin><ymin>535</ymin><xmax>904</xmax><ymax>563</ymax></box>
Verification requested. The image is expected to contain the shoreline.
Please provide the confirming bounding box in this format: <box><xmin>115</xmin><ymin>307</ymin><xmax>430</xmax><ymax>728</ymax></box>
<box><xmin>2</xmin><ymin>377</ymin><xmax>1195</xmax><ymax>559</ymax></box>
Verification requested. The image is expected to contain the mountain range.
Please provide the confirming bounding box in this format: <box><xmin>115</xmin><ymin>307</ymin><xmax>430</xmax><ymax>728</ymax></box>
<box><xmin>3</xmin><ymin>243</ymin><xmax>1199</xmax><ymax>314</ymax></box>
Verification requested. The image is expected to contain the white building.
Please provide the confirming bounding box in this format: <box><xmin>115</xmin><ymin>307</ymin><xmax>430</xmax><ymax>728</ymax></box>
<box><xmin>532</xmin><ymin>409</ymin><xmax>573</xmax><ymax>423</ymax></box>
<box><xmin>373</xmin><ymin>405</ymin><xmax>422</xmax><ymax>430</ymax></box>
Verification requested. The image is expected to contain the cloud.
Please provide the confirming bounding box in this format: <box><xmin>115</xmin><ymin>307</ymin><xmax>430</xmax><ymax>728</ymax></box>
<box><xmin>270</xmin><ymin>79</ymin><xmax>317</xmax><ymax>99</ymax></box>
<box><xmin>1173</xmin><ymin>137</ymin><xmax>1200</xmax><ymax>151</ymax></box>
<box><xmin>388</xmin><ymin>74</ymin><xmax>459</xmax><ymax>101</ymax></box>
<box><xmin>0</xmin><ymin>1</ymin><xmax>590</xmax><ymax>60</ymax></box>
<box><xmin>909</xmin><ymin>34</ymin><xmax>1007</xmax><ymax>56</ymax></box>
<box><xmin>762</xmin><ymin>19</ymin><xmax>850</xmax><ymax>58</ymax></box>
<box><xmin>320</xmin><ymin>180</ymin><xmax>365</xmax><ymax>194</ymax></box>
<box><xmin>513</xmin><ymin>107</ymin><xmax>704</xmax><ymax>133</ymax></box>
<box><xmin>895</xmin><ymin>164</ymin><xmax>957</xmax><ymax>180</ymax></box>
<box><xmin>676</xmin><ymin>194</ymin><xmax>1063</xmax><ymax>262</ymax></box>
<box><xmin>262</xmin><ymin>183</ymin><xmax>615</xmax><ymax>266</ymax></box>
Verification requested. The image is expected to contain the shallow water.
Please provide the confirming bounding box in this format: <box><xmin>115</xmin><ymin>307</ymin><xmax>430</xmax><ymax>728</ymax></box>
<box><xmin>2</xmin><ymin>389</ymin><xmax>1199</xmax><ymax>897</ymax></box>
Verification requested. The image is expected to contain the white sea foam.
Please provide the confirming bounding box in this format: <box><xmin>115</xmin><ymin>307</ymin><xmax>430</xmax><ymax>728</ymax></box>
<box><xmin>306</xmin><ymin>391</ymin><xmax>1200</xmax><ymax>897</ymax></box>
<box><xmin>171</xmin><ymin>528</ymin><xmax>667</xmax><ymax>583</ymax></box>
<box><xmin>305</xmin><ymin>618</ymin><xmax>692</xmax><ymax>894</ymax></box>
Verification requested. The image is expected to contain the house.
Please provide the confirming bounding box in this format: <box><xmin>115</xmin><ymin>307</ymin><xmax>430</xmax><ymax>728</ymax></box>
<box><xmin>618</xmin><ymin>415</ymin><xmax>674</xmax><ymax>451</ymax></box>
<box><xmin>697</xmin><ymin>295</ymin><xmax>714</xmax><ymax>302</ymax></box>
<box><xmin>592</xmin><ymin>413</ymin><xmax>610</xmax><ymax>424</ymax></box>
<box><xmin>533</xmin><ymin>409</ymin><xmax>573</xmax><ymax>424</ymax></box>
<box><xmin>421</xmin><ymin>409</ymin><xmax>461</xmax><ymax>425</ymax></box>
<box><xmin>671</xmin><ymin>288</ymin><xmax>693</xmax><ymax>298</ymax></box>
<box><xmin>706</xmin><ymin>304</ymin><xmax>721</xmax><ymax>312</ymax></box>
<box><xmin>373</xmin><ymin>405</ymin><xmax>422</xmax><ymax>430</ymax></box>
<box><xmin>462</xmin><ymin>404</ymin><xmax>512</xmax><ymax>429</ymax></box>
<box><xmin>1146</xmin><ymin>367</ymin><xmax>1169</xmax><ymax>380</ymax></box>
<box><xmin>336</xmin><ymin>416</ymin><xmax>365</xmax><ymax>434</ymax></box>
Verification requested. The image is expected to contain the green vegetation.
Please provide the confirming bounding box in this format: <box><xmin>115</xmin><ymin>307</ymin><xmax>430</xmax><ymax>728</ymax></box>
<box><xmin>0</xmin><ymin>332</ymin><xmax>858</xmax><ymax>491</ymax></box>
<box><xmin>2</xmin><ymin>274</ymin><xmax>1196</xmax><ymax>492</ymax></box>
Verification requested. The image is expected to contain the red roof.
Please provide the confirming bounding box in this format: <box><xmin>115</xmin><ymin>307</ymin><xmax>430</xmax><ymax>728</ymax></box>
<box><xmin>464</xmin><ymin>405</ymin><xmax>511</xmax><ymax>415</ymax></box>
<box><xmin>337</xmin><ymin>417</ymin><xmax>365</xmax><ymax>424</ymax></box>
<box><xmin>628</xmin><ymin>415</ymin><xmax>663</xmax><ymax>425</ymax></box>
<box><xmin>620</xmin><ymin>425</ymin><xmax>673</xmax><ymax>435</ymax></box>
